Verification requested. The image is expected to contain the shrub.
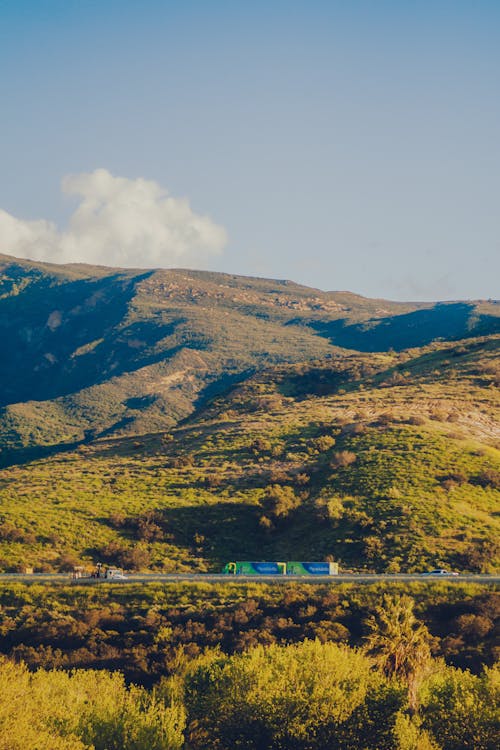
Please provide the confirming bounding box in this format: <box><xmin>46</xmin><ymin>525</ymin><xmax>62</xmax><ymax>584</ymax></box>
<box><xmin>135</xmin><ymin>518</ymin><xmax>164</xmax><ymax>542</ymax></box>
<box><xmin>204</xmin><ymin>474</ymin><xmax>223</xmax><ymax>488</ymax></box>
<box><xmin>0</xmin><ymin>523</ymin><xmax>36</xmax><ymax>544</ymax></box>
<box><xmin>315</xmin><ymin>495</ymin><xmax>344</xmax><ymax>523</ymax></box>
<box><xmin>420</xmin><ymin>664</ymin><xmax>499</xmax><ymax>750</ymax></box>
<box><xmin>260</xmin><ymin>484</ymin><xmax>300</xmax><ymax>521</ymax></box>
<box><xmin>250</xmin><ymin>438</ymin><xmax>272</xmax><ymax>455</ymax></box>
<box><xmin>471</xmin><ymin>468</ymin><xmax>500</xmax><ymax>490</ymax></box>
<box><xmin>429</xmin><ymin>410</ymin><xmax>448</xmax><ymax>422</ymax></box>
<box><xmin>439</xmin><ymin>472</ymin><xmax>468</xmax><ymax>490</ymax></box>
<box><xmin>108</xmin><ymin>513</ymin><xmax>127</xmax><ymax>529</ymax></box>
<box><xmin>294</xmin><ymin>472</ymin><xmax>310</xmax><ymax>486</ymax></box>
<box><xmin>458</xmin><ymin>538</ymin><xmax>500</xmax><ymax>573</ymax></box>
<box><xmin>184</xmin><ymin>641</ymin><xmax>403</xmax><ymax>750</ymax></box>
<box><xmin>383</xmin><ymin>372</ymin><xmax>407</xmax><ymax>386</ymax></box>
<box><xmin>0</xmin><ymin>658</ymin><xmax>185</xmax><ymax>750</ymax></box>
<box><xmin>330</xmin><ymin>450</ymin><xmax>357</xmax><ymax>469</ymax></box>
<box><xmin>97</xmin><ymin>542</ymin><xmax>151</xmax><ymax>571</ymax></box>
<box><xmin>377</xmin><ymin>412</ymin><xmax>396</xmax><ymax>426</ymax></box>
<box><xmin>120</xmin><ymin>545</ymin><xmax>152</xmax><ymax>571</ymax></box>
<box><xmin>171</xmin><ymin>455</ymin><xmax>193</xmax><ymax>468</ymax></box>
<box><xmin>313</xmin><ymin>435</ymin><xmax>336</xmax><ymax>452</ymax></box>
<box><xmin>57</xmin><ymin>553</ymin><xmax>82</xmax><ymax>573</ymax></box>
<box><xmin>408</xmin><ymin>415</ymin><xmax>426</xmax><ymax>426</ymax></box>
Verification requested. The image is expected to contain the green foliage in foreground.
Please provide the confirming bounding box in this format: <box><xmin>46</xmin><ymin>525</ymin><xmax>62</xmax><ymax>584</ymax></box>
<box><xmin>0</xmin><ymin>658</ymin><xmax>184</xmax><ymax>750</ymax></box>
<box><xmin>1</xmin><ymin>640</ymin><xmax>498</xmax><ymax>750</ymax></box>
<box><xmin>183</xmin><ymin>640</ymin><xmax>402</xmax><ymax>749</ymax></box>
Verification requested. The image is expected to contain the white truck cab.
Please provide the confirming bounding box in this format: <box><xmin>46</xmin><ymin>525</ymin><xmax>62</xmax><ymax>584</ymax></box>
<box><xmin>105</xmin><ymin>568</ymin><xmax>126</xmax><ymax>580</ymax></box>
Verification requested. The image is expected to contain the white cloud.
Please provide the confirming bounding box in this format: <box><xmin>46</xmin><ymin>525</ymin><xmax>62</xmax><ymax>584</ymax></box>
<box><xmin>0</xmin><ymin>169</ymin><xmax>227</xmax><ymax>267</ymax></box>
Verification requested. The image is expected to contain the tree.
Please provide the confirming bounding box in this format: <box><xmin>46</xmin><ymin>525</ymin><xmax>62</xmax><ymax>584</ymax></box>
<box><xmin>260</xmin><ymin>484</ymin><xmax>300</xmax><ymax>523</ymax></box>
<box><xmin>363</xmin><ymin>595</ymin><xmax>434</xmax><ymax>713</ymax></box>
<box><xmin>0</xmin><ymin>658</ymin><xmax>185</xmax><ymax>750</ymax></box>
<box><xmin>420</xmin><ymin>664</ymin><xmax>499</xmax><ymax>750</ymax></box>
<box><xmin>184</xmin><ymin>640</ymin><xmax>404</xmax><ymax>750</ymax></box>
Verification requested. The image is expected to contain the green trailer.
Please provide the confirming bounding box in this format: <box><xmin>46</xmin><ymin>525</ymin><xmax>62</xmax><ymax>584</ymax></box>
<box><xmin>286</xmin><ymin>561</ymin><xmax>339</xmax><ymax>575</ymax></box>
<box><xmin>222</xmin><ymin>561</ymin><xmax>286</xmax><ymax>575</ymax></box>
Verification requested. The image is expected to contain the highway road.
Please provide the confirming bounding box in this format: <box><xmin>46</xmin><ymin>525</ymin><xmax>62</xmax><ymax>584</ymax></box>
<box><xmin>0</xmin><ymin>573</ymin><xmax>498</xmax><ymax>585</ymax></box>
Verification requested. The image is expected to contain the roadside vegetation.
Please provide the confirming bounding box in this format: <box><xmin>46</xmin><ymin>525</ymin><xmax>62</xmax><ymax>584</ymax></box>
<box><xmin>0</xmin><ymin>588</ymin><xmax>497</xmax><ymax>749</ymax></box>
<box><xmin>0</xmin><ymin>581</ymin><xmax>497</xmax><ymax>683</ymax></box>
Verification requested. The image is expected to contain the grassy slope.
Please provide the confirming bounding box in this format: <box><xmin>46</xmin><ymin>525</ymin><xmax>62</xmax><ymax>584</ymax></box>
<box><xmin>0</xmin><ymin>335</ymin><xmax>498</xmax><ymax>574</ymax></box>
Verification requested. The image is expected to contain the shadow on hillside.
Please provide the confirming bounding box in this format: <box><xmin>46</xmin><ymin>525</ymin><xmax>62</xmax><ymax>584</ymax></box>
<box><xmin>141</xmin><ymin>502</ymin><xmax>349</xmax><ymax>565</ymax></box>
<box><xmin>0</xmin><ymin>440</ymin><xmax>84</xmax><ymax>470</ymax></box>
<box><xmin>295</xmin><ymin>303</ymin><xmax>500</xmax><ymax>352</ymax></box>
<box><xmin>0</xmin><ymin>424</ymin><xmax>163</xmax><ymax>470</ymax></box>
<box><xmin>0</xmin><ymin>269</ymin><xmax>200</xmax><ymax>406</ymax></box>
<box><xmin>157</xmin><ymin>503</ymin><xmax>267</xmax><ymax>562</ymax></box>
<box><xmin>86</xmin><ymin>502</ymin><xmax>269</xmax><ymax>565</ymax></box>
<box><xmin>190</xmin><ymin>369</ymin><xmax>255</xmax><ymax>413</ymax></box>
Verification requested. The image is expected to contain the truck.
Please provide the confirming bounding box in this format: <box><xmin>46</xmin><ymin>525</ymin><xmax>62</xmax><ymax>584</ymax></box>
<box><xmin>70</xmin><ymin>564</ymin><xmax>127</xmax><ymax>582</ymax></box>
<box><xmin>222</xmin><ymin>561</ymin><xmax>338</xmax><ymax>575</ymax></box>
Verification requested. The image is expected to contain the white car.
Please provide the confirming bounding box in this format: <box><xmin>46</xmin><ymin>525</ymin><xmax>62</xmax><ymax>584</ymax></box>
<box><xmin>420</xmin><ymin>569</ymin><xmax>459</xmax><ymax>577</ymax></box>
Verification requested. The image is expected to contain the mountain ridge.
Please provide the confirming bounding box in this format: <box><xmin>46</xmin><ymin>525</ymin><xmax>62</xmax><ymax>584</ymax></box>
<box><xmin>0</xmin><ymin>253</ymin><xmax>499</xmax><ymax>463</ymax></box>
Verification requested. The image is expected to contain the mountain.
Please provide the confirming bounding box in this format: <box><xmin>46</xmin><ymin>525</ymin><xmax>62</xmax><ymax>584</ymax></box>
<box><xmin>0</xmin><ymin>254</ymin><xmax>498</xmax><ymax>574</ymax></box>
<box><xmin>1</xmin><ymin>253</ymin><xmax>499</xmax><ymax>465</ymax></box>
<box><xmin>0</xmin><ymin>266</ymin><xmax>498</xmax><ymax>573</ymax></box>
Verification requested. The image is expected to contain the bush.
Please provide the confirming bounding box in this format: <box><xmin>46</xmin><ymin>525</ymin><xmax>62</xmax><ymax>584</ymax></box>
<box><xmin>184</xmin><ymin>641</ymin><xmax>403</xmax><ymax>750</ymax></box>
<box><xmin>260</xmin><ymin>484</ymin><xmax>300</xmax><ymax>521</ymax></box>
<box><xmin>458</xmin><ymin>538</ymin><xmax>500</xmax><ymax>573</ymax></box>
<box><xmin>171</xmin><ymin>455</ymin><xmax>193</xmax><ymax>468</ymax></box>
<box><xmin>439</xmin><ymin>472</ymin><xmax>468</xmax><ymax>490</ymax></box>
<box><xmin>250</xmin><ymin>438</ymin><xmax>272</xmax><ymax>455</ymax></box>
<box><xmin>120</xmin><ymin>545</ymin><xmax>152</xmax><ymax>571</ymax></box>
<box><xmin>314</xmin><ymin>495</ymin><xmax>344</xmax><ymax>523</ymax></box>
<box><xmin>0</xmin><ymin>522</ymin><xmax>36</xmax><ymax>544</ymax></box>
<box><xmin>420</xmin><ymin>664</ymin><xmax>499</xmax><ymax>750</ymax></box>
<box><xmin>377</xmin><ymin>412</ymin><xmax>396</xmax><ymax>426</ymax></box>
<box><xmin>57</xmin><ymin>553</ymin><xmax>82</xmax><ymax>573</ymax></box>
<box><xmin>312</xmin><ymin>435</ymin><xmax>336</xmax><ymax>452</ymax></box>
<box><xmin>97</xmin><ymin>542</ymin><xmax>151</xmax><ymax>571</ymax></box>
<box><xmin>330</xmin><ymin>450</ymin><xmax>357</xmax><ymax>469</ymax></box>
<box><xmin>408</xmin><ymin>415</ymin><xmax>426</xmax><ymax>426</ymax></box>
<box><xmin>471</xmin><ymin>468</ymin><xmax>500</xmax><ymax>490</ymax></box>
<box><xmin>0</xmin><ymin>658</ymin><xmax>185</xmax><ymax>750</ymax></box>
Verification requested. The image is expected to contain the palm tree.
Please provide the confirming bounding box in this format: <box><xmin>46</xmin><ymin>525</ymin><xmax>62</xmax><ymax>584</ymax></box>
<box><xmin>363</xmin><ymin>594</ymin><xmax>433</xmax><ymax>713</ymax></box>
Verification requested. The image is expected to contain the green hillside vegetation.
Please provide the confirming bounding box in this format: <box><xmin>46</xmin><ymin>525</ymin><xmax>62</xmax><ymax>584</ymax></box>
<box><xmin>0</xmin><ymin>334</ymin><xmax>498</xmax><ymax>574</ymax></box>
<box><xmin>1</xmin><ymin>253</ymin><xmax>498</xmax><ymax>462</ymax></box>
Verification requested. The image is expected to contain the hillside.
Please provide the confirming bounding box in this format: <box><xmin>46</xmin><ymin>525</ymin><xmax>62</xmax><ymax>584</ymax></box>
<box><xmin>0</xmin><ymin>334</ymin><xmax>498</xmax><ymax>574</ymax></box>
<box><xmin>0</xmin><ymin>253</ymin><xmax>499</xmax><ymax>465</ymax></box>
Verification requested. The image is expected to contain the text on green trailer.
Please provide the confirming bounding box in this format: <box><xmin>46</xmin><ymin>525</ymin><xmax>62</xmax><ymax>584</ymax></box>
<box><xmin>222</xmin><ymin>561</ymin><xmax>339</xmax><ymax>575</ymax></box>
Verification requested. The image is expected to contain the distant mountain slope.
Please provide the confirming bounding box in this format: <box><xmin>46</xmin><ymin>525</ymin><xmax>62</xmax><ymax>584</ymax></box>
<box><xmin>0</xmin><ymin>253</ymin><xmax>498</xmax><ymax>463</ymax></box>
<box><xmin>0</xmin><ymin>335</ymin><xmax>498</xmax><ymax>573</ymax></box>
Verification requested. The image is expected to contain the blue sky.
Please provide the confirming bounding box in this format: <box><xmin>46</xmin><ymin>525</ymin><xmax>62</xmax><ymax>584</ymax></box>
<box><xmin>0</xmin><ymin>0</ymin><xmax>499</xmax><ymax>300</ymax></box>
